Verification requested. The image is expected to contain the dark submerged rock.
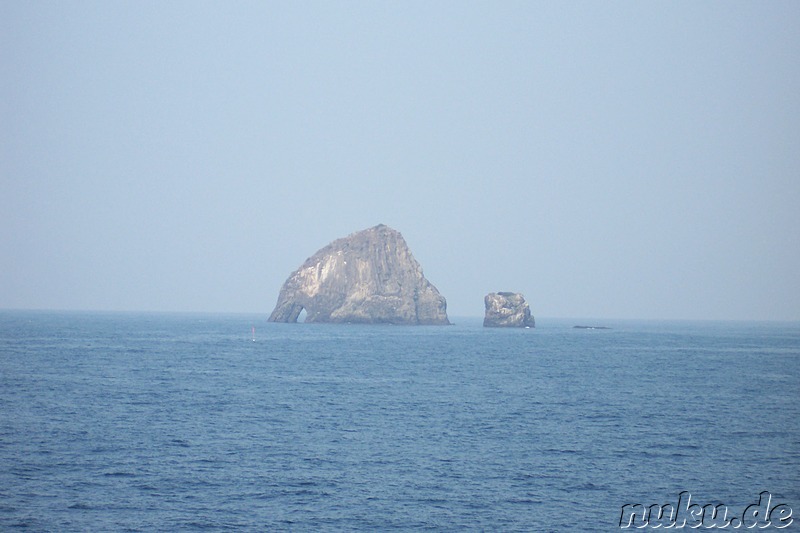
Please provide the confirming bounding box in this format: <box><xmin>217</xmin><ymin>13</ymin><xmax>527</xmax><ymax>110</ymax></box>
<box><xmin>483</xmin><ymin>292</ymin><xmax>535</xmax><ymax>328</ymax></box>
<box><xmin>269</xmin><ymin>224</ymin><xmax>450</xmax><ymax>325</ymax></box>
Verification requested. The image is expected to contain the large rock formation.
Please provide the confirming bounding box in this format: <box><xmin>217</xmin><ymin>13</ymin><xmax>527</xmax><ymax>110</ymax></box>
<box><xmin>483</xmin><ymin>292</ymin><xmax>535</xmax><ymax>328</ymax></box>
<box><xmin>269</xmin><ymin>225</ymin><xmax>450</xmax><ymax>325</ymax></box>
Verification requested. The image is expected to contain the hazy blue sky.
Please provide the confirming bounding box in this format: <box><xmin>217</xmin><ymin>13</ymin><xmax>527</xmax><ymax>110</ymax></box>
<box><xmin>2</xmin><ymin>1</ymin><xmax>799</xmax><ymax>320</ymax></box>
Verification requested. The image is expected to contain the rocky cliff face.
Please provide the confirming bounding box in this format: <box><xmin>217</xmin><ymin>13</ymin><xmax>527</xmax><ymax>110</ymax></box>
<box><xmin>483</xmin><ymin>292</ymin><xmax>535</xmax><ymax>328</ymax></box>
<box><xmin>269</xmin><ymin>225</ymin><xmax>450</xmax><ymax>325</ymax></box>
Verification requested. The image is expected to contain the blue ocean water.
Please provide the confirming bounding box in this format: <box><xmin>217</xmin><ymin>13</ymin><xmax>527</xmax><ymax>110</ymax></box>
<box><xmin>1</xmin><ymin>311</ymin><xmax>798</xmax><ymax>531</ymax></box>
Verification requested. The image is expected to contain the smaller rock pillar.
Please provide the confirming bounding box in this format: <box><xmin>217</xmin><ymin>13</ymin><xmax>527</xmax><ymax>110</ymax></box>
<box><xmin>483</xmin><ymin>292</ymin><xmax>535</xmax><ymax>328</ymax></box>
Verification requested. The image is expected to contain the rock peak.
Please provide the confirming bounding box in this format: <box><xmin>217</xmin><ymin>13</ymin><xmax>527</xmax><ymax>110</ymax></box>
<box><xmin>269</xmin><ymin>226</ymin><xmax>449</xmax><ymax>325</ymax></box>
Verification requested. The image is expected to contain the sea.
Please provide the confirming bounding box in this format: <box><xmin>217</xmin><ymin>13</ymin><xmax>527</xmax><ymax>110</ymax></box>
<box><xmin>1</xmin><ymin>311</ymin><xmax>798</xmax><ymax>531</ymax></box>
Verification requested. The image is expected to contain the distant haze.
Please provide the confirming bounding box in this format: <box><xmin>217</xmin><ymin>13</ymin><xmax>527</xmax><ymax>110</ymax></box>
<box><xmin>2</xmin><ymin>2</ymin><xmax>799</xmax><ymax>321</ymax></box>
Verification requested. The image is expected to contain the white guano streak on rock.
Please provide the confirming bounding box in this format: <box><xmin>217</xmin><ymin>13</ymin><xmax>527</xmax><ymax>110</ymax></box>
<box><xmin>347</xmin><ymin>259</ymin><xmax>371</xmax><ymax>299</ymax></box>
<box><xmin>299</xmin><ymin>255</ymin><xmax>336</xmax><ymax>298</ymax></box>
<box><xmin>298</xmin><ymin>265</ymin><xmax>320</xmax><ymax>297</ymax></box>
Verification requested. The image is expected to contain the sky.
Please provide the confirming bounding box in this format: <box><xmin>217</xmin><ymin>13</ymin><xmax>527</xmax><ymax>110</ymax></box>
<box><xmin>2</xmin><ymin>1</ymin><xmax>799</xmax><ymax>321</ymax></box>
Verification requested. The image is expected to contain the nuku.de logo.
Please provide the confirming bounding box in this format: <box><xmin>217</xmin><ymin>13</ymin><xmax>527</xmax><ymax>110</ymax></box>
<box><xmin>619</xmin><ymin>491</ymin><xmax>793</xmax><ymax>529</ymax></box>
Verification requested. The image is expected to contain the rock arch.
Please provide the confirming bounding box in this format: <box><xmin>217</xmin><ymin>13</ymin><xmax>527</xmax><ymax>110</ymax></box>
<box><xmin>268</xmin><ymin>225</ymin><xmax>449</xmax><ymax>325</ymax></box>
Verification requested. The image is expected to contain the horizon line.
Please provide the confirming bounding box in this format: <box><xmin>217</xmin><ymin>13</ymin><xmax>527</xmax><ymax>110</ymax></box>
<box><xmin>1</xmin><ymin>307</ymin><xmax>798</xmax><ymax>324</ymax></box>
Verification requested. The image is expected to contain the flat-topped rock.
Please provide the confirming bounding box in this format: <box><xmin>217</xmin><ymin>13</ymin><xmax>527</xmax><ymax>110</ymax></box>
<box><xmin>269</xmin><ymin>225</ymin><xmax>450</xmax><ymax>325</ymax></box>
<box><xmin>483</xmin><ymin>292</ymin><xmax>535</xmax><ymax>328</ymax></box>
